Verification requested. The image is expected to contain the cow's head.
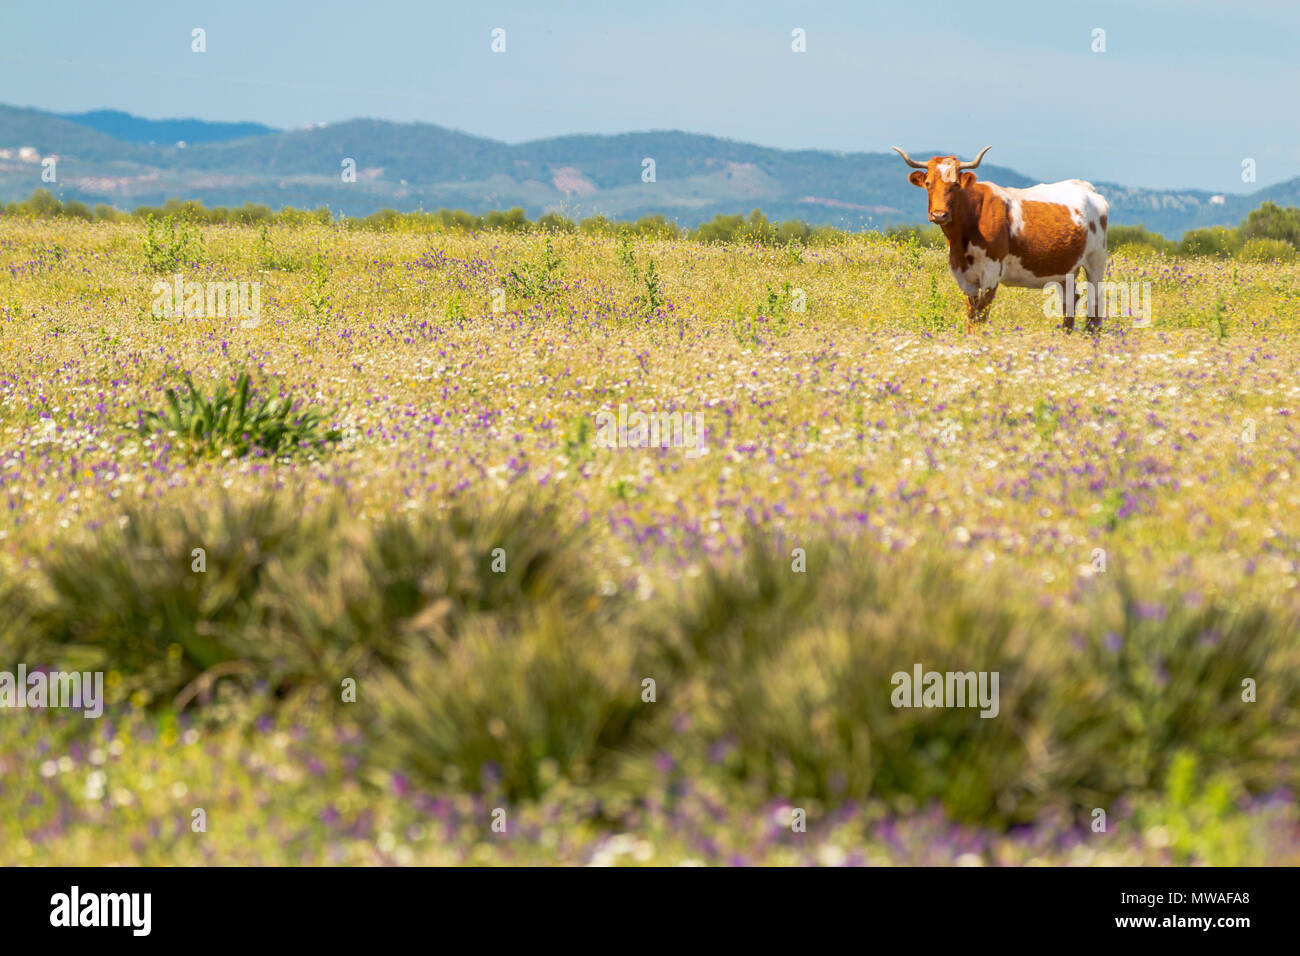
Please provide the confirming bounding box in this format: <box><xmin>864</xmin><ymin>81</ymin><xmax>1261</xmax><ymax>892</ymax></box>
<box><xmin>892</xmin><ymin>146</ymin><xmax>992</xmax><ymax>225</ymax></box>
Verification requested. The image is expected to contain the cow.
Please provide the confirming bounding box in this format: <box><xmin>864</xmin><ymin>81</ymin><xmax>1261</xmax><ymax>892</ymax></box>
<box><xmin>892</xmin><ymin>146</ymin><xmax>1109</xmax><ymax>333</ymax></box>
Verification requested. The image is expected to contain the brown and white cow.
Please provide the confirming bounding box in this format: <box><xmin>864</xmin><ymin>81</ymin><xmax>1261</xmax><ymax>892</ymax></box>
<box><xmin>892</xmin><ymin>146</ymin><xmax>1109</xmax><ymax>333</ymax></box>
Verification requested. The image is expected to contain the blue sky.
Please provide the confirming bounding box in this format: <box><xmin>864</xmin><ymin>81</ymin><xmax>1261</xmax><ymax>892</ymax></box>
<box><xmin>2</xmin><ymin>0</ymin><xmax>1296</xmax><ymax>192</ymax></box>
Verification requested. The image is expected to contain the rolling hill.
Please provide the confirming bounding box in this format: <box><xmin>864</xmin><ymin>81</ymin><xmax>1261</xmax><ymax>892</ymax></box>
<box><xmin>2</xmin><ymin>103</ymin><xmax>1296</xmax><ymax>236</ymax></box>
<box><xmin>54</xmin><ymin>109</ymin><xmax>278</xmax><ymax>145</ymax></box>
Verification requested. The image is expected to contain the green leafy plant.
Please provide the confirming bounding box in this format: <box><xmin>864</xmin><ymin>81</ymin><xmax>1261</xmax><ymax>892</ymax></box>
<box><xmin>762</xmin><ymin>281</ymin><xmax>800</xmax><ymax>334</ymax></box>
<box><xmin>903</xmin><ymin>230</ymin><xmax>925</xmax><ymax>270</ymax></box>
<box><xmin>131</xmin><ymin>370</ymin><xmax>342</xmax><ymax>458</ymax></box>
<box><xmin>616</xmin><ymin>228</ymin><xmax>638</xmax><ymax>280</ymax></box>
<box><xmin>258</xmin><ymin>223</ymin><xmax>302</xmax><ymax>271</ymax></box>
<box><xmin>505</xmin><ymin>237</ymin><xmax>564</xmax><ymax>303</ymax></box>
<box><xmin>1208</xmin><ymin>295</ymin><xmax>1230</xmax><ymax>340</ymax></box>
<box><xmin>1033</xmin><ymin>396</ymin><xmax>1060</xmax><ymax>439</ymax></box>
<box><xmin>444</xmin><ymin>291</ymin><xmax>467</xmax><ymax>321</ymax></box>
<box><xmin>140</xmin><ymin>214</ymin><xmax>203</xmax><ymax>273</ymax></box>
<box><xmin>563</xmin><ymin>415</ymin><xmax>594</xmax><ymax>463</ymax></box>
<box><xmin>639</xmin><ymin>258</ymin><xmax>664</xmax><ymax>316</ymax></box>
<box><xmin>615</xmin><ymin>231</ymin><xmax>666</xmax><ymax>317</ymax></box>
<box><xmin>920</xmin><ymin>274</ymin><xmax>948</xmax><ymax>331</ymax></box>
<box><xmin>1133</xmin><ymin>753</ymin><xmax>1252</xmax><ymax>864</ymax></box>
<box><xmin>305</xmin><ymin>251</ymin><xmax>330</xmax><ymax>319</ymax></box>
<box><xmin>731</xmin><ymin>304</ymin><xmax>760</xmax><ymax>346</ymax></box>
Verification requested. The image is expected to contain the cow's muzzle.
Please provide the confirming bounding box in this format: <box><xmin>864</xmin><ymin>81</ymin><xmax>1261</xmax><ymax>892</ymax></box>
<box><xmin>929</xmin><ymin>211</ymin><xmax>951</xmax><ymax>224</ymax></box>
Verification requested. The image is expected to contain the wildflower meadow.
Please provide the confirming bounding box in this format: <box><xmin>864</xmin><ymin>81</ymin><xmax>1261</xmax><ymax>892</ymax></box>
<box><xmin>1</xmin><ymin>216</ymin><xmax>1299</xmax><ymax>866</ymax></box>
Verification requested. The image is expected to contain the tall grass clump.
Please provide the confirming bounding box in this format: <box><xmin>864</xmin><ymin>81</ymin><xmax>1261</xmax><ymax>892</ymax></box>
<box><xmin>3</xmin><ymin>495</ymin><xmax>645</xmax><ymax>798</ymax></box>
<box><xmin>5</xmin><ymin>494</ymin><xmax>1298</xmax><ymax>824</ymax></box>
<box><xmin>624</xmin><ymin>535</ymin><xmax>1300</xmax><ymax>824</ymax></box>
<box><xmin>130</xmin><ymin>370</ymin><xmax>342</xmax><ymax>459</ymax></box>
<box><xmin>357</xmin><ymin>502</ymin><xmax>644</xmax><ymax>798</ymax></box>
<box><xmin>140</xmin><ymin>213</ymin><xmax>204</xmax><ymax>272</ymax></box>
<box><xmin>8</xmin><ymin>497</ymin><xmax>305</xmax><ymax>706</ymax></box>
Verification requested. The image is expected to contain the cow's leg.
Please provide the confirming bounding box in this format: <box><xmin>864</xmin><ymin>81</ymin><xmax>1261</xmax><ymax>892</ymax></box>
<box><xmin>1084</xmin><ymin>251</ymin><xmax>1107</xmax><ymax>334</ymax></box>
<box><xmin>973</xmin><ymin>286</ymin><xmax>997</xmax><ymax>327</ymax></box>
<box><xmin>965</xmin><ymin>286</ymin><xmax>998</xmax><ymax>333</ymax></box>
<box><xmin>1062</xmin><ymin>272</ymin><xmax>1077</xmax><ymax>333</ymax></box>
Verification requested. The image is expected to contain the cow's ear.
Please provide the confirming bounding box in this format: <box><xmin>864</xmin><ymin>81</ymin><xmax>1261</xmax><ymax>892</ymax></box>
<box><xmin>908</xmin><ymin>170</ymin><xmax>926</xmax><ymax>187</ymax></box>
<box><xmin>960</xmin><ymin>172</ymin><xmax>977</xmax><ymax>188</ymax></box>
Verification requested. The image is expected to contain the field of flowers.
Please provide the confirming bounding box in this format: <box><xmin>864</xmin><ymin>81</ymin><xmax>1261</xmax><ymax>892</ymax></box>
<box><xmin>1</xmin><ymin>217</ymin><xmax>1299</xmax><ymax>864</ymax></box>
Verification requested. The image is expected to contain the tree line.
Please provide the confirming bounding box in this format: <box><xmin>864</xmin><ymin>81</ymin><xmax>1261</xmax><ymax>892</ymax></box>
<box><xmin>3</xmin><ymin>188</ymin><xmax>1298</xmax><ymax>259</ymax></box>
<box><xmin>1107</xmin><ymin>202</ymin><xmax>1300</xmax><ymax>261</ymax></box>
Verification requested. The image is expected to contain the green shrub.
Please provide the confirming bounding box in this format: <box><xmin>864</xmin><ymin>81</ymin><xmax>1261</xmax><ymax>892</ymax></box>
<box><xmin>3</xmin><ymin>492</ymin><xmax>634</xmax><ymax>797</ymax></box>
<box><xmin>1178</xmin><ymin>227</ymin><xmax>1241</xmax><ymax>258</ymax></box>
<box><xmin>1238</xmin><ymin>237</ymin><xmax>1296</xmax><ymax>262</ymax></box>
<box><xmin>1134</xmin><ymin>752</ymin><xmax>1256</xmax><ymax>865</ymax></box>
<box><xmin>630</xmin><ymin>537</ymin><xmax>1060</xmax><ymax>821</ymax></box>
<box><xmin>258</xmin><ymin>223</ymin><xmax>302</xmax><ymax>271</ymax></box>
<box><xmin>537</xmin><ymin>211</ymin><xmax>577</xmax><ymax>233</ymax></box>
<box><xmin>887</xmin><ymin>223</ymin><xmax>947</xmax><ymax>250</ymax></box>
<box><xmin>140</xmin><ymin>213</ymin><xmax>203</xmax><ymax>273</ymax></box>
<box><xmin>690</xmin><ymin>209</ymin><xmax>816</xmax><ymax>246</ymax></box>
<box><xmin>7</xmin><ymin>494</ymin><xmax>1299</xmax><ymax>819</ymax></box>
<box><xmin>1108</xmin><ymin>224</ymin><xmax>1175</xmax><ymax>255</ymax></box>
<box><xmin>629</xmin><ymin>213</ymin><xmax>681</xmax><ymax>239</ymax></box>
<box><xmin>578</xmin><ymin>214</ymin><xmax>615</xmax><ymax>236</ymax></box>
<box><xmin>625</xmin><ymin>535</ymin><xmax>1300</xmax><ymax>824</ymax></box>
<box><xmin>691</xmin><ymin>211</ymin><xmax>744</xmax><ymax>243</ymax></box>
<box><xmin>355</xmin><ymin>209</ymin><xmax>405</xmax><ymax>232</ymax></box>
<box><xmin>61</xmin><ymin>201</ymin><xmax>93</xmax><ymax>221</ymax></box>
<box><xmin>6</xmin><ymin>189</ymin><xmax>64</xmax><ymax>218</ymax></box>
<box><xmin>229</xmin><ymin>202</ymin><xmax>273</xmax><ymax>224</ymax></box>
<box><xmin>367</xmin><ymin>603</ymin><xmax>640</xmax><ymax>799</ymax></box>
<box><xmin>484</xmin><ymin>207</ymin><xmax>530</xmax><ymax>233</ymax></box>
<box><xmin>504</xmin><ymin>237</ymin><xmax>564</xmax><ymax>303</ymax></box>
<box><xmin>11</xmin><ymin>496</ymin><xmax>302</xmax><ymax>705</ymax></box>
<box><xmin>158</xmin><ymin>198</ymin><xmax>211</xmax><ymax>222</ymax></box>
<box><xmin>5</xmin><ymin>495</ymin><xmax>607</xmax><ymax>704</ymax></box>
<box><xmin>304</xmin><ymin>251</ymin><xmax>330</xmax><ymax>318</ymax></box>
<box><xmin>129</xmin><ymin>370</ymin><xmax>342</xmax><ymax>459</ymax></box>
<box><xmin>6</xmin><ymin>190</ymin><xmax>1300</xmax><ymax>263</ymax></box>
<box><xmin>1241</xmin><ymin>200</ymin><xmax>1300</xmax><ymax>248</ymax></box>
<box><xmin>1059</xmin><ymin>583</ymin><xmax>1300</xmax><ymax>805</ymax></box>
<box><xmin>342</xmin><ymin>501</ymin><xmax>639</xmax><ymax>798</ymax></box>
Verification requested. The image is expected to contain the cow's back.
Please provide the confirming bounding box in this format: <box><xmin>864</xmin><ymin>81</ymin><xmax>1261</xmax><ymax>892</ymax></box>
<box><xmin>986</xmin><ymin>180</ymin><xmax>1107</xmax><ymax>287</ymax></box>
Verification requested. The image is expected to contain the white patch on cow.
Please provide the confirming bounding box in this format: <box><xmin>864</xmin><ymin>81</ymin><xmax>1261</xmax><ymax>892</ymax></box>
<box><xmin>1015</xmin><ymin>180</ymin><xmax>1091</xmax><ymax>220</ymax></box>
<box><xmin>991</xmin><ymin>180</ymin><xmax>1094</xmax><ymax>232</ymax></box>
<box><xmin>976</xmin><ymin>179</ymin><xmax>1109</xmax><ymax>289</ymax></box>
<box><xmin>953</xmin><ymin>243</ymin><xmax>1003</xmax><ymax>296</ymax></box>
<box><xmin>1001</xmin><ymin>255</ymin><xmax>1071</xmax><ymax>289</ymax></box>
<box><xmin>937</xmin><ymin>160</ymin><xmax>957</xmax><ymax>183</ymax></box>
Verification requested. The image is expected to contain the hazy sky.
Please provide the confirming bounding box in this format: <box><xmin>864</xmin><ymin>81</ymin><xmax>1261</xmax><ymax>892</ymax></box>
<box><xmin>2</xmin><ymin>0</ymin><xmax>1295</xmax><ymax>192</ymax></box>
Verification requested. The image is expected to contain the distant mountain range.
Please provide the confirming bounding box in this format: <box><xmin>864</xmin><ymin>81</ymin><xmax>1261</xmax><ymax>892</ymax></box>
<box><xmin>2</xmin><ymin>103</ymin><xmax>1297</xmax><ymax>237</ymax></box>
<box><xmin>52</xmin><ymin>109</ymin><xmax>279</xmax><ymax>145</ymax></box>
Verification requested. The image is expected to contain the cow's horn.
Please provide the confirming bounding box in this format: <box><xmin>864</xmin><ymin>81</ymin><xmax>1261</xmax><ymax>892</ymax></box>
<box><xmin>891</xmin><ymin>146</ymin><xmax>927</xmax><ymax>169</ymax></box>
<box><xmin>958</xmin><ymin>146</ymin><xmax>992</xmax><ymax>170</ymax></box>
